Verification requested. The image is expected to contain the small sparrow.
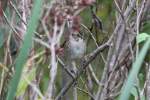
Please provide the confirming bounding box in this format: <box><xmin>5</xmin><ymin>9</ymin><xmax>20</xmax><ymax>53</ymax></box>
<box><xmin>66</xmin><ymin>32</ymin><xmax>86</xmax><ymax>61</ymax></box>
<box><xmin>62</xmin><ymin>32</ymin><xmax>86</xmax><ymax>100</ymax></box>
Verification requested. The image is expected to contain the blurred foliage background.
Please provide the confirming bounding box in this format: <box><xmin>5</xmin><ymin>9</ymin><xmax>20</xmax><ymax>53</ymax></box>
<box><xmin>0</xmin><ymin>0</ymin><xmax>150</xmax><ymax>100</ymax></box>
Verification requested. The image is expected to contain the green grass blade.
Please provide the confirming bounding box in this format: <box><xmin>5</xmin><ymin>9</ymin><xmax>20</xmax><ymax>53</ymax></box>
<box><xmin>6</xmin><ymin>0</ymin><xmax>43</xmax><ymax>99</ymax></box>
<box><xmin>119</xmin><ymin>38</ymin><xmax>150</xmax><ymax>100</ymax></box>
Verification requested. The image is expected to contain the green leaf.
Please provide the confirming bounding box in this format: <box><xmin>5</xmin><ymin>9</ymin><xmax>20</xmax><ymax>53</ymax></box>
<box><xmin>141</xmin><ymin>95</ymin><xmax>146</xmax><ymax>100</ymax></box>
<box><xmin>142</xmin><ymin>21</ymin><xmax>150</xmax><ymax>33</ymax></box>
<box><xmin>0</xmin><ymin>30</ymin><xmax>5</xmax><ymax>48</ymax></box>
<box><xmin>136</xmin><ymin>33</ymin><xmax>150</xmax><ymax>44</ymax></box>
<box><xmin>0</xmin><ymin>27</ymin><xmax>8</xmax><ymax>48</ymax></box>
<box><xmin>16</xmin><ymin>67</ymin><xmax>36</xmax><ymax>97</ymax></box>
<box><xmin>130</xmin><ymin>86</ymin><xmax>146</xmax><ymax>100</ymax></box>
<box><xmin>119</xmin><ymin>38</ymin><xmax>150</xmax><ymax>100</ymax></box>
<box><xmin>6</xmin><ymin>0</ymin><xmax>43</xmax><ymax>99</ymax></box>
<box><xmin>130</xmin><ymin>87</ymin><xmax>138</xmax><ymax>98</ymax></box>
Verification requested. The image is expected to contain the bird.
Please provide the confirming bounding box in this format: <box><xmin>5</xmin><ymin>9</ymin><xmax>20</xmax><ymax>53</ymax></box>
<box><xmin>62</xmin><ymin>32</ymin><xmax>86</xmax><ymax>100</ymax></box>
<box><xmin>66</xmin><ymin>32</ymin><xmax>86</xmax><ymax>61</ymax></box>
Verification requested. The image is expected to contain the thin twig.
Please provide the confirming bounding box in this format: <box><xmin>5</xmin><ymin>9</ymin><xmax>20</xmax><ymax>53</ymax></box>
<box><xmin>9</xmin><ymin>1</ymin><xmax>42</xmax><ymax>39</ymax></box>
<box><xmin>57</xmin><ymin>56</ymin><xmax>75</xmax><ymax>79</ymax></box>
<box><xmin>136</xmin><ymin>0</ymin><xmax>147</xmax><ymax>58</ymax></box>
<box><xmin>81</xmin><ymin>23</ymin><xmax>106</xmax><ymax>64</ymax></box>
<box><xmin>55</xmin><ymin>41</ymin><xmax>110</xmax><ymax>100</ymax></box>
<box><xmin>77</xmin><ymin>87</ymin><xmax>95</xmax><ymax>99</ymax></box>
